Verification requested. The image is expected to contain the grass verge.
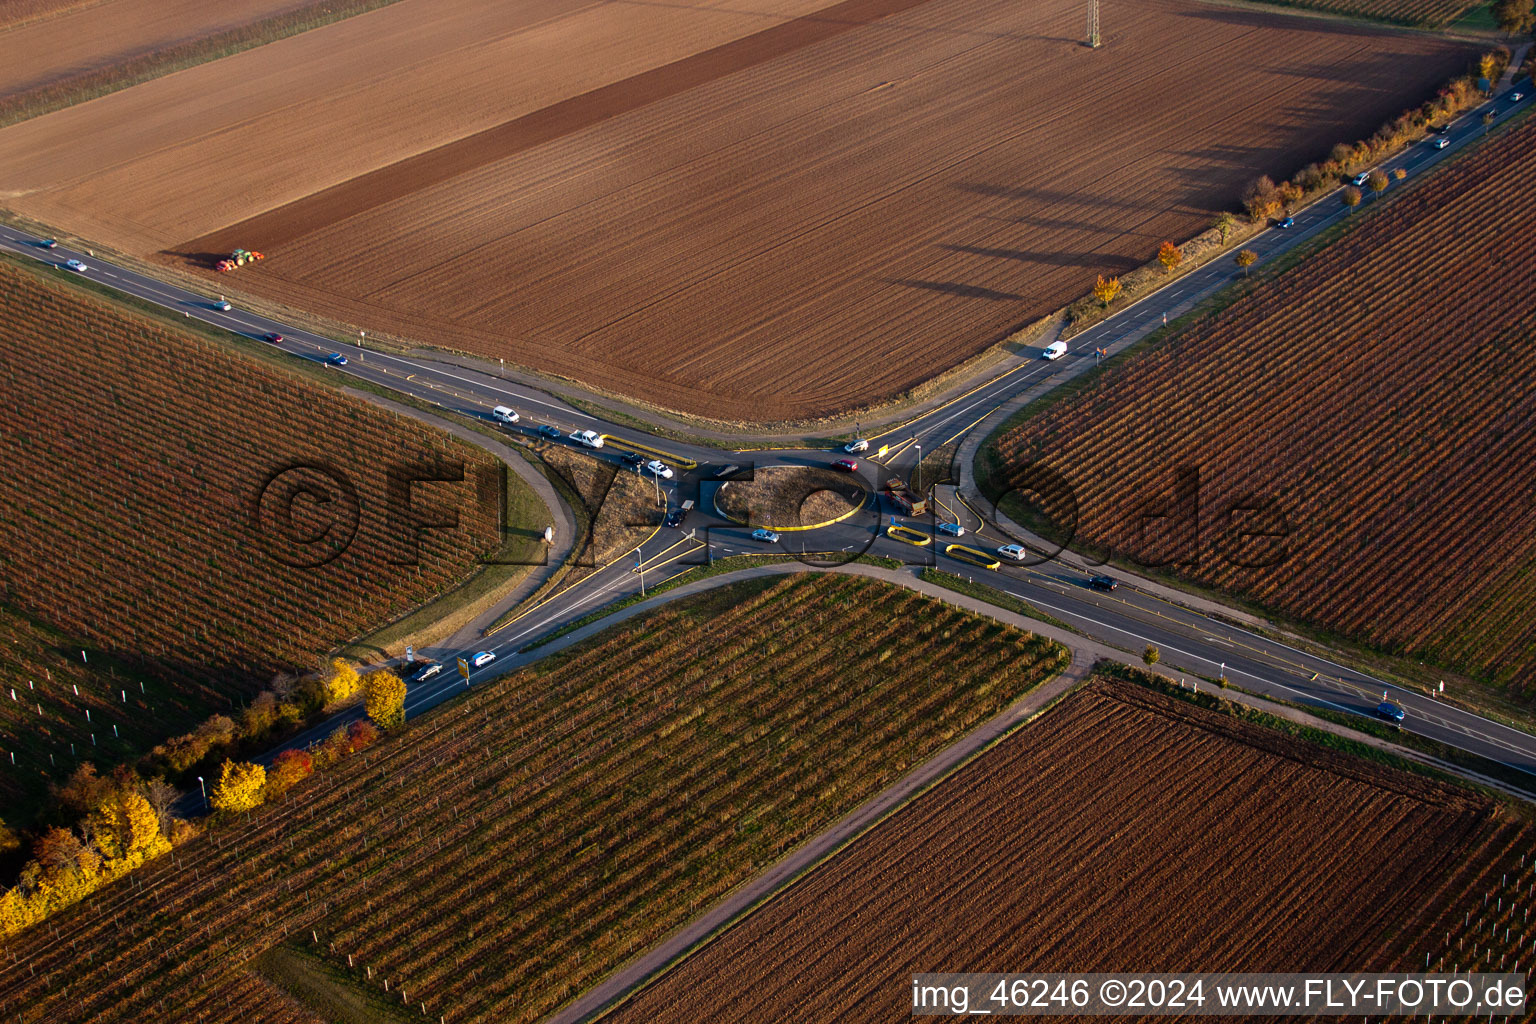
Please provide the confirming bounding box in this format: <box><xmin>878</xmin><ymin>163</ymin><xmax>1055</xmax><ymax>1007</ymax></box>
<box><xmin>252</xmin><ymin>944</ymin><xmax>421</xmax><ymax>1024</ymax></box>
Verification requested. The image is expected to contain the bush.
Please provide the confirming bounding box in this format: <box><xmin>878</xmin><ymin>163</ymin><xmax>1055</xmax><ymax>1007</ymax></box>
<box><xmin>264</xmin><ymin>749</ymin><xmax>313</xmax><ymax>800</ymax></box>
<box><xmin>1142</xmin><ymin>645</ymin><xmax>1161</xmax><ymax>666</ymax></box>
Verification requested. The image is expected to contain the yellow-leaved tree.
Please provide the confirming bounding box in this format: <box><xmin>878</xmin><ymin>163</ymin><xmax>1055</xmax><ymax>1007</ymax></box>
<box><xmin>365</xmin><ymin>670</ymin><xmax>408</xmax><ymax>732</ymax></box>
<box><xmin>90</xmin><ymin>790</ymin><xmax>163</xmax><ymax>861</ymax></box>
<box><xmin>1091</xmin><ymin>275</ymin><xmax>1121</xmax><ymax>308</ymax></box>
<box><xmin>1157</xmin><ymin>240</ymin><xmax>1184</xmax><ymax>274</ymax></box>
<box><xmin>322</xmin><ymin>659</ymin><xmax>360</xmax><ymax>705</ymax></box>
<box><xmin>210</xmin><ymin>759</ymin><xmax>267</xmax><ymax>813</ymax></box>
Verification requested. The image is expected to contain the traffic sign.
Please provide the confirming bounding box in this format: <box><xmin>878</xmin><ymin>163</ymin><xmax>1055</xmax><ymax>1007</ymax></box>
<box><xmin>457</xmin><ymin>657</ymin><xmax>470</xmax><ymax>681</ymax></box>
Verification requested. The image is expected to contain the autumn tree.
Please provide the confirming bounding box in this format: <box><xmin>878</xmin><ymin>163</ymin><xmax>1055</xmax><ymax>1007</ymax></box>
<box><xmin>1213</xmin><ymin>211</ymin><xmax>1236</xmax><ymax>243</ymax></box>
<box><xmin>1091</xmin><ymin>274</ymin><xmax>1122</xmax><ymax>308</ymax></box>
<box><xmin>1143</xmin><ymin>645</ymin><xmax>1161</xmax><ymax>666</ymax></box>
<box><xmin>209</xmin><ymin>759</ymin><xmax>266</xmax><ymax>813</ymax></box>
<box><xmin>89</xmin><ymin>789</ymin><xmax>161</xmax><ymax>861</ymax></box>
<box><xmin>1234</xmin><ymin>249</ymin><xmax>1258</xmax><ymax>277</ymax></box>
<box><xmin>321</xmin><ymin>659</ymin><xmax>361</xmax><ymax>705</ymax></box>
<box><xmin>1367</xmin><ymin>169</ymin><xmax>1389</xmax><ymax>199</ymax></box>
<box><xmin>1242</xmin><ymin>176</ymin><xmax>1280</xmax><ymax>221</ymax></box>
<box><xmin>1479</xmin><ymin>51</ymin><xmax>1503</xmax><ymax>82</ymax></box>
<box><xmin>1342</xmin><ymin>186</ymin><xmax>1362</xmax><ymax>210</ymax></box>
<box><xmin>1393</xmin><ymin>168</ymin><xmax>1406</xmax><ymax>181</ymax></box>
<box><xmin>364</xmin><ymin>670</ymin><xmax>408</xmax><ymax>731</ymax></box>
<box><xmin>1494</xmin><ymin>0</ymin><xmax>1535</xmax><ymax>32</ymax></box>
<box><xmin>1156</xmin><ymin>241</ymin><xmax>1183</xmax><ymax>274</ymax></box>
<box><xmin>0</xmin><ymin>819</ymin><xmax>20</xmax><ymax>857</ymax></box>
<box><xmin>264</xmin><ymin>750</ymin><xmax>313</xmax><ymax>800</ymax></box>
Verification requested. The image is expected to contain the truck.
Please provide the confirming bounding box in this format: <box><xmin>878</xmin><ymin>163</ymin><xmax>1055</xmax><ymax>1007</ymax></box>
<box><xmin>884</xmin><ymin>477</ymin><xmax>927</xmax><ymax>517</ymax></box>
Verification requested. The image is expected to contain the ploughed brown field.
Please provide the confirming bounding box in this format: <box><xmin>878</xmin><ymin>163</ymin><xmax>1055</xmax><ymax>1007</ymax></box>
<box><xmin>0</xmin><ymin>0</ymin><xmax>1473</xmax><ymax>421</ymax></box>
<box><xmin>609</xmin><ymin>679</ymin><xmax>1526</xmax><ymax>1022</ymax></box>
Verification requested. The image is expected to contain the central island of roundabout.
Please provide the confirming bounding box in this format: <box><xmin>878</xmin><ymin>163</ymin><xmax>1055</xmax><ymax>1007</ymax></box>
<box><xmin>715</xmin><ymin>466</ymin><xmax>871</xmax><ymax>532</ymax></box>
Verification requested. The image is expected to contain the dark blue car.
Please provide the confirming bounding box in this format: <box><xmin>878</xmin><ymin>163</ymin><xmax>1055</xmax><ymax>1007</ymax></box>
<box><xmin>1373</xmin><ymin>701</ymin><xmax>1406</xmax><ymax>726</ymax></box>
<box><xmin>323</xmin><ymin>352</ymin><xmax>349</xmax><ymax>367</ymax></box>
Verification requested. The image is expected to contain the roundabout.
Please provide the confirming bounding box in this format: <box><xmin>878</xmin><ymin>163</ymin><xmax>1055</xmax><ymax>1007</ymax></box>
<box><xmin>714</xmin><ymin>466</ymin><xmax>870</xmax><ymax>532</ymax></box>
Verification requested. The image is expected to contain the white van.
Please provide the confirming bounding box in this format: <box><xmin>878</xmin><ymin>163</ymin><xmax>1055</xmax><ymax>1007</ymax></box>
<box><xmin>572</xmin><ymin>429</ymin><xmax>604</xmax><ymax>449</ymax></box>
<box><xmin>1043</xmin><ymin>341</ymin><xmax>1068</xmax><ymax>361</ymax></box>
<box><xmin>491</xmin><ymin>406</ymin><xmax>520</xmax><ymax>424</ymax></box>
<box><xmin>997</xmin><ymin>544</ymin><xmax>1028</xmax><ymax>561</ymax></box>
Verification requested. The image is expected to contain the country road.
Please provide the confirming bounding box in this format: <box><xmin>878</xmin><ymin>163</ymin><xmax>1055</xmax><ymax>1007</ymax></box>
<box><xmin>2</xmin><ymin>70</ymin><xmax>1533</xmax><ymax>792</ymax></box>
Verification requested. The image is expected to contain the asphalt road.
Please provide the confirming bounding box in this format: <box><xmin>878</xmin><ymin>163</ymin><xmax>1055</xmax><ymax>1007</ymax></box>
<box><xmin>3</xmin><ymin>79</ymin><xmax>1533</xmax><ymax>784</ymax></box>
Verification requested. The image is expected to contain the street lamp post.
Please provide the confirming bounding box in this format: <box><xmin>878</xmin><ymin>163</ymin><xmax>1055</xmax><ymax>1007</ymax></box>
<box><xmin>196</xmin><ymin>775</ymin><xmax>207</xmax><ymax>810</ymax></box>
<box><xmin>914</xmin><ymin>443</ymin><xmax>922</xmax><ymax>495</ymax></box>
<box><xmin>636</xmin><ymin>547</ymin><xmax>645</xmax><ymax>596</ymax></box>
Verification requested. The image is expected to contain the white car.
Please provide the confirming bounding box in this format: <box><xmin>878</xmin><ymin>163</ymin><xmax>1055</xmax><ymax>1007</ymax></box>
<box><xmin>1433</xmin><ymin>138</ymin><xmax>1449</xmax><ymax>149</ymax></box>
<box><xmin>471</xmin><ymin>651</ymin><xmax>496</xmax><ymax>668</ymax></box>
<box><xmin>938</xmin><ymin>521</ymin><xmax>966</xmax><ymax>537</ymax></box>
<box><xmin>1350</xmin><ymin>171</ymin><xmax>1371</xmax><ymax>186</ymax></box>
<box><xmin>572</xmin><ymin>429</ymin><xmax>604</xmax><ymax>449</ymax></box>
<box><xmin>491</xmin><ymin>406</ymin><xmax>520</xmax><ymax>424</ymax></box>
<box><xmin>213</xmin><ymin>300</ymin><xmax>232</xmax><ymax>312</ymax></box>
<box><xmin>751</xmin><ymin>527</ymin><xmax>781</xmax><ymax>543</ymax></box>
<box><xmin>1513</xmin><ymin>92</ymin><xmax>1525</xmax><ymax>102</ymax></box>
<box><xmin>411</xmin><ymin>662</ymin><xmax>444</xmax><ymax>682</ymax></box>
<box><xmin>644</xmin><ymin>459</ymin><xmax>674</xmax><ymax>480</ymax></box>
<box><xmin>844</xmin><ymin>438</ymin><xmax>869</xmax><ymax>453</ymax></box>
<box><xmin>997</xmin><ymin>544</ymin><xmax>1028</xmax><ymax>562</ymax></box>
<box><xmin>64</xmin><ymin>259</ymin><xmax>88</xmax><ymax>273</ymax></box>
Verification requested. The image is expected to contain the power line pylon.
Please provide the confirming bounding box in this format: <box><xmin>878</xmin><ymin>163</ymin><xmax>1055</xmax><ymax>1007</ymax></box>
<box><xmin>1086</xmin><ymin>0</ymin><xmax>1101</xmax><ymax>48</ymax></box>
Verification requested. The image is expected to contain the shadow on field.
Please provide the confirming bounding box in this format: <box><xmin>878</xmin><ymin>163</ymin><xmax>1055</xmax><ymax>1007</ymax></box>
<box><xmin>884</xmin><ymin>279</ymin><xmax>1023</xmax><ymax>301</ymax></box>
<box><xmin>160</xmin><ymin>249</ymin><xmax>236</xmax><ymax>271</ymax></box>
<box><xmin>939</xmin><ymin>243</ymin><xmax>1108</xmax><ymax>269</ymax></box>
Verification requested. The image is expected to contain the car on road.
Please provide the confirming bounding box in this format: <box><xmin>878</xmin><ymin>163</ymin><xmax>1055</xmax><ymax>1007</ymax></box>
<box><xmin>620</xmin><ymin>451</ymin><xmax>646</xmax><ymax>468</ymax></box>
<box><xmin>213</xmin><ymin>299</ymin><xmax>232</xmax><ymax>312</ymax></box>
<box><xmin>997</xmin><ymin>544</ymin><xmax>1028</xmax><ymax>562</ymax></box>
<box><xmin>64</xmin><ymin>258</ymin><xmax>87</xmax><ymax>273</ymax></box>
<box><xmin>751</xmin><ymin>527</ymin><xmax>780</xmax><ymax>543</ymax></box>
<box><xmin>644</xmin><ymin>459</ymin><xmax>674</xmax><ymax>480</ymax></box>
<box><xmin>1513</xmin><ymin>92</ymin><xmax>1525</xmax><ymax>102</ymax></box>
<box><xmin>1276</xmin><ymin>216</ymin><xmax>1295</xmax><ymax>229</ymax></box>
<box><xmin>712</xmin><ymin>463</ymin><xmax>742</xmax><ymax>478</ymax></box>
<box><xmin>844</xmin><ymin>439</ymin><xmax>869</xmax><ymax>453</ymax></box>
<box><xmin>664</xmin><ymin>508</ymin><xmax>686</xmax><ymax>528</ymax></box>
<box><xmin>491</xmin><ymin>406</ymin><xmax>520</xmax><ymax>424</ymax></box>
<box><xmin>262</xmin><ymin>332</ymin><xmax>284</xmax><ymax>344</ymax></box>
<box><xmin>1087</xmin><ymin>575</ymin><xmax>1118</xmax><ymax>592</ymax></box>
<box><xmin>832</xmin><ymin>458</ymin><xmax>858</xmax><ymax>472</ymax></box>
<box><xmin>536</xmin><ymin>424</ymin><xmax>563</xmax><ymax>439</ymax></box>
<box><xmin>1042</xmin><ymin>341</ymin><xmax>1068</xmax><ymax>361</ymax></box>
<box><xmin>41</xmin><ymin>238</ymin><xmax>57</xmax><ymax>249</ymax></box>
<box><xmin>1433</xmin><ymin>137</ymin><xmax>1449</xmax><ymax>149</ymax></box>
<box><xmin>937</xmin><ymin>521</ymin><xmax>965</xmax><ymax>537</ymax></box>
<box><xmin>1373</xmin><ymin>700</ymin><xmax>1406</xmax><ymax>726</ymax></box>
<box><xmin>471</xmin><ymin>651</ymin><xmax>496</xmax><ymax>668</ymax></box>
<box><xmin>571</xmin><ymin>428</ymin><xmax>604</xmax><ymax>449</ymax></box>
<box><xmin>323</xmin><ymin>352</ymin><xmax>348</xmax><ymax>367</ymax></box>
<box><xmin>1350</xmin><ymin>171</ymin><xmax>1371</xmax><ymax>186</ymax></box>
<box><xmin>411</xmin><ymin>662</ymin><xmax>444</xmax><ymax>682</ymax></box>
<box><xmin>1430</xmin><ymin>123</ymin><xmax>1450</xmax><ymax>135</ymax></box>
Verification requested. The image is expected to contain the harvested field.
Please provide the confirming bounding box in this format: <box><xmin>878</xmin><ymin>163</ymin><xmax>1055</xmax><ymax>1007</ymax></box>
<box><xmin>0</xmin><ymin>0</ymin><xmax>407</xmax><ymax>127</ymax></box>
<box><xmin>717</xmin><ymin>466</ymin><xmax>868</xmax><ymax>528</ymax></box>
<box><xmin>0</xmin><ymin>0</ymin><xmax>1475</xmax><ymax>421</ymax></box>
<box><xmin>0</xmin><ymin>575</ymin><xmax>1069</xmax><ymax>1023</ymax></box>
<box><xmin>0</xmin><ymin>257</ymin><xmax>523</xmax><ymax>818</ymax></box>
<box><xmin>985</xmin><ymin>114</ymin><xmax>1536</xmax><ymax>693</ymax></box>
<box><xmin>609</xmin><ymin>677</ymin><xmax>1525</xmax><ymax>1023</ymax></box>
<box><xmin>1242</xmin><ymin>0</ymin><xmax>1479</xmax><ymax>28</ymax></box>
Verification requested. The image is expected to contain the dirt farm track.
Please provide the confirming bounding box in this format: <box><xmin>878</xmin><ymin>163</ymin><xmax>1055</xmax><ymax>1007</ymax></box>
<box><xmin>0</xmin><ymin>0</ymin><xmax>1472</xmax><ymax>420</ymax></box>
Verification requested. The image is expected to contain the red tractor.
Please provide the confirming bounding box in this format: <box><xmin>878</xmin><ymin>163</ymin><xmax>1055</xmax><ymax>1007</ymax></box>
<box><xmin>215</xmin><ymin>248</ymin><xmax>264</xmax><ymax>272</ymax></box>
